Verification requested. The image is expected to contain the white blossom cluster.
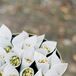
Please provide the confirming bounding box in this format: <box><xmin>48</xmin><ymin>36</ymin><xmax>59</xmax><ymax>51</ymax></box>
<box><xmin>0</xmin><ymin>24</ymin><xmax>68</xmax><ymax>76</ymax></box>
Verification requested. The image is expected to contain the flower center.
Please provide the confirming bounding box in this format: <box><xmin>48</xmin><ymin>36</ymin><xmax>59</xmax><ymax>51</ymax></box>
<box><xmin>10</xmin><ymin>56</ymin><xmax>20</xmax><ymax>67</ymax></box>
<box><xmin>25</xmin><ymin>58</ymin><xmax>32</xmax><ymax>63</ymax></box>
<box><xmin>26</xmin><ymin>44</ymin><xmax>31</xmax><ymax>47</ymax></box>
<box><xmin>41</xmin><ymin>45</ymin><xmax>50</xmax><ymax>53</ymax></box>
<box><xmin>0</xmin><ymin>71</ymin><xmax>2</xmax><ymax>76</ymax></box>
<box><xmin>4</xmin><ymin>46</ymin><xmax>12</xmax><ymax>53</ymax></box>
<box><xmin>38</xmin><ymin>59</ymin><xmax>47</xmax><ymax>63</ymax></box>
<box><xmin>22</xmin><ymin>68</ymin><xmax>34</xmax><ymax>76</ymax></box>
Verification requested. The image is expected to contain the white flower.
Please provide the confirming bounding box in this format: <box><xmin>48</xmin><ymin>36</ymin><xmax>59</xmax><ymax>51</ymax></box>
<box><xmin>5</xmin><ymin>52</ymin><xmax>21</xmax><ymax>68</ymax></box>
<box><xmin>0</xmin><ymin>24</ymin><xmax>29</xmax><ymax>53</ymax></box>
<box><xmin>34</xmin><ymin>51</ymin><xmax>49</xmax><ymax>74</ymax></box>
<box><xmin>41</xmin><ymin>41</ymin><xmax>57</xmax><ymax>55</ymax></box>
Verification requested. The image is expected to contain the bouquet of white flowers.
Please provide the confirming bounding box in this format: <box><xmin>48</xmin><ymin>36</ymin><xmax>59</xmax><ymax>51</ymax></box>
<box><xmin>0</xmin><ymin>24</ymin><xmax>68</xmax><ymax>76</ymax></box>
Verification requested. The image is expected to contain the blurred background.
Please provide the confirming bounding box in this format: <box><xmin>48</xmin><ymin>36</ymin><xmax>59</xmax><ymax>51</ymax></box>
<box><xmin>0</xmin><ymin>0</ymin><xmax>76</xmax><ymax>76</ymax></box>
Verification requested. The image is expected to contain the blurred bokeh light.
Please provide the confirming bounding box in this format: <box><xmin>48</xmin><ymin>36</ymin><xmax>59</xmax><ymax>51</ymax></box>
<box><xmin>0</xmin><ymin>0</ymin><xmax>76</xmax><ymax>76</ymax></box>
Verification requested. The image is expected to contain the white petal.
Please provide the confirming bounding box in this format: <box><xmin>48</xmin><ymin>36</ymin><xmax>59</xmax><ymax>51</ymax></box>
<box><xmin>48</xmin><ymin>50</ymin><xmax>61</xmax><ymax>66</ymax></box>
<box><xmin>41</xmin><ymin>41</ymin><xmax>57</xmax><ymax>54</ymax></box>
<box><xmin>11</xmin><ymin>47</ymin><xmax>23</xmax><ymax>57</ymax></box>
<box><xmin>35</xmin><ymin>34</ymin><xmax>45</xmax><ymax>49</ymax></box>
<box><xmin>0</xmin><ymin>36</ymin><xmax>11</xmax><ymax>48</ymax></box>
<box><xmin>22</xmin><ymin>47</ymin><xmax>35</xmax><ymax>58</ymax></box>
<box><xmin>23</xmin><ymin>35</ymin><xmax>37</xmax><ymax>49</ymax></box>
<box><xmin>45</xmin><ymin>63</ymin><xmax>68</xmax><ymax>76</ymax></box>
<box><xmin>45</xmin><ymin>69</ymin><xmax>60</xmax><ymax>76</ymax></box>
<box><xmin>0</xmin><ymin>47</ymin><xmax>6</xmax><ymax>55</ymax></box>
<box><xmin>0</xmin><ymin>47</ymin><xmax>6</xmax><ymax>66</ymax></box>
<box><xmin>0</xmin><ymin>24</ymin><xmax>12</xmax><ymax>41</ymax></box>
<box><xmin>36</xmin><ymin>48</ymin><xmax>48</xmax><ymax>56</ymax></box>
<box><xmin>35</xmin><ymin>69</ymin><xmax>42</xmax><ymax>76</ymax></box>
<box><xmin>51</xmin><ymin>63</ymin><xmax>68</xmax><ymax>76</ymax></box>
<box><xmin>3</xmin><ymin>64</ymin><xmax>19</xmax><ymax>76</ymax></box>
<box><xmin>21</xmin><ymin>48</ymin><xmax>35</xmax><ymax>70</ymax></box>
<box><xmin>37</xmin><ymin>63</ymin><xmax>49</xmax><ymax>74</ymax></box>
<box><xmin>12</xmin><ymin>31</ymin><xmax>29</xmax><ymax>47</ymax></box>
<box><xmin>0</xmin><ymin>63</ymin><xmax>7</xmax><ymax>71</ymax></box>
